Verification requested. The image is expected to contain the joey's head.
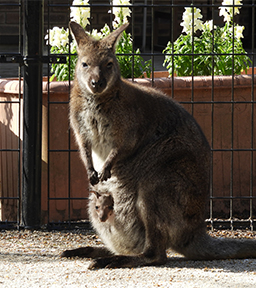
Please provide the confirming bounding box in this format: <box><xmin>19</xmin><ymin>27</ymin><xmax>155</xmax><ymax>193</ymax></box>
<box><xmin>90</xmin><ymin>190</ymin><xmax>114</xmax><ymax>222</ymax></box>
<box><xmin>69</xmin><ymin>21</ymin><xmax>129</xmax><ymax>95</ymax></box>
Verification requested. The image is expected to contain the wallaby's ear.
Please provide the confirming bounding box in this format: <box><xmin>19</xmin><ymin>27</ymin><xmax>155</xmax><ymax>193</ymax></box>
<box><xmin>90</xmin><ymin>190</ymin><xmax>100</xmax><ymax>199</ymax></box>
<box><xmin>69</xmin><ymin>21</ymin><xmax>94</xmax><ymax>48</ymax></box>
<box><xmin>101</xmin><ymin>22</ymin><xmax>129</xmax><ymax>51</ymax></box>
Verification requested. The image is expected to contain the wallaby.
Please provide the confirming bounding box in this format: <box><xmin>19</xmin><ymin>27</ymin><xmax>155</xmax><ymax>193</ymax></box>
<box><xmin>61</xmin><ymin>21</ymin><xmax>256</xmax><ymax>269</ymax></box>
<box><xmin>89</xmin><ymin>190</ymin><xmax>114</xmax><ymax>223</ymax></box>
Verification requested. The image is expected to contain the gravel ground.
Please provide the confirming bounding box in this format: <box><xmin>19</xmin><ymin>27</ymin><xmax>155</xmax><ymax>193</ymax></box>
<box><xmin>0</xmin><ymin>229</ymin><xmax>256</xmax><ymax>288</ymax></box>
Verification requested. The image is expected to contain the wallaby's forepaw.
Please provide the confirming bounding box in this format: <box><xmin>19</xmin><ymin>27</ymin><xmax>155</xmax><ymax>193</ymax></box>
<box><xmin>88</xmin><ymin>170</ymin><xmax>99</xmax><ymax>186</ymax></box>
<box><xmin>99</xmin><ymin>168</ymin><xmax>111</xmax><ymax>182</ymax></box>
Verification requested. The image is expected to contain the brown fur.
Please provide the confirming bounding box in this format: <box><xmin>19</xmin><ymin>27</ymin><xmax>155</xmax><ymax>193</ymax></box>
<box><xmin>61</xmin><ymin>21</ymin><xmax>256</xmax><ymax>269</ymax></box>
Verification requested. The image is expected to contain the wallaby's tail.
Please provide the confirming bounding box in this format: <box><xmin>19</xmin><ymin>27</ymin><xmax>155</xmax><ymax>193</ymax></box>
<box><xmin>181</xmin><ymin>233</ymin><xmax>256</xmax><ymax>260</ymax></box>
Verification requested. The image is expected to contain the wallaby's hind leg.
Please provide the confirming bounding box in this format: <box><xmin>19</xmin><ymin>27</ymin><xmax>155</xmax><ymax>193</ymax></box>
<box><xmin>88</xmin><ymin>188</ymin><xmax>168</xmax><ymax>269</ymax></box>
<box><xmin>61</xmin><ymin>246</ymin><xmax>113</xmax><ymax>259</ymax></box>
<box><xmin>62</xmin><ymin>244</ymin><xmax>167</xmax><ymax>269</ymax></box>
<box><xmin>88</xmin><ymin>252</ymin><xmax>167</xmax><ymax>269</ymax></box>
<box><xmin>87</xmin><ymin>230</ymin><xmax>168</xmax><ymax>269</ymax></box>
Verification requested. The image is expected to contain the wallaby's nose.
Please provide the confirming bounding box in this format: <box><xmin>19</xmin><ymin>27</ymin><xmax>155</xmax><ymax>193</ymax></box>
<box><xmin>91</xmin><ymin>79</ymin><xmax>96</xmax><ymax>87</ymax></box>
<box><xmin>98</xmin><ymin>212</ymin><xmax>107</xmax><ymax>222</ymax></box>
<box><xmin>90</xmin><ymin>78</ymin><xmax>106</xmax><ymax>94</ymax></box>
<box><xmin>91</xmin><ymin>79</ymin><xmax>104</xmax><ymax>87</ymax></box>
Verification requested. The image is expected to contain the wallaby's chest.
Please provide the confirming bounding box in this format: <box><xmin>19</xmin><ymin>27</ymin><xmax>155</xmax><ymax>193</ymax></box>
<box><xmin>77</xmin><ymin>99</ymin><xmax>112</xmax><ymax>138</ymax></box>
<box><xmin>77</xmin><ymin>101</ymin><xmax>114</xmax><ymax>168</ymax></box>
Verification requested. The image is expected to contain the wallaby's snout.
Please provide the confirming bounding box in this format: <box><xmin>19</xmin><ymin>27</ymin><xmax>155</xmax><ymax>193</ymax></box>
<box><xmin>97</xmin><ymin>207</ymin><xmax>111</xmax><ymax>222</ymax></box>
<box><xmin>89</xmin><ymin>67</ymin><xmax>107</xmax><ymax>94</ymax></box>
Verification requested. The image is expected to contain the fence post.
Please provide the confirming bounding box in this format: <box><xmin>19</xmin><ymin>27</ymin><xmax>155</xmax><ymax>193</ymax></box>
<box><xmin>21</xmin><ymin>0</ymin><xmax>44</xmax><ymax>229</ymax></box>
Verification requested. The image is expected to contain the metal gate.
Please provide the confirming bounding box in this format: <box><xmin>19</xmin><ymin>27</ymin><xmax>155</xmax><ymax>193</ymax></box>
<box><xmin>0</xmin><ymin>0</ymin><xmax>256</xmax><ymax>230</ymax></box>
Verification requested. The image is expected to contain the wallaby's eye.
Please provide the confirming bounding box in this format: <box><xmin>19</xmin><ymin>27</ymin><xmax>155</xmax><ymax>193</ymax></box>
<box><xmin>107</xmin><ymin>62</ymin><xmax>113</xmax><ymax>69</ymax></box>
<box><xmin>82</xmin><ymin>62</ymin><xmax>88</xmax><ymax>68</ymax></box>
<box><xmin>95</xmin><ymin>206</ymin><xmax>99</xmax><ymax>210</ymax></box>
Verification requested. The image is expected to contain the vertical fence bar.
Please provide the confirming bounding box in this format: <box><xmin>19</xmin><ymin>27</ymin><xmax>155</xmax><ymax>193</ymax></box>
<box><xmin>229</xmin><ymin>1</ymin><xmax>235</xmax><ymax>230</ymax></box>
<box><xmin>18</xmin><ymin>0</ymin><xmax>23</xmax><ymax>226</ymax></box>
<box><xmin>21</xmin><ymin>0</ymin><xmax>44</xmax><ymax>229</ymax></box>
<box><xmin>67</xmin><ymin>0</ymin><xmax>73</xmax><ymax>226</ymax></box>
<box><xmin>250</xmin><ymin>0</ymin><xmax>255</xmax><ymax>230</ymax></box>
<box><xmin>171</xmin><ymin>0</ymin><xmax>174</xmax><ymax>99</ymax></box>
<box><xmin>151</xmin><ymin>0</ymin><xmax>155</xmax><ymax>86</ymax></box>
<box><xmin>210</xmin><ymin>0</ymin><xmax>215</xmax><ymax>230</ymax></box>
<box><xmin>46</xmin><ymin>0</ymin><xmax>50</xmax><ymax>225</ymax></box>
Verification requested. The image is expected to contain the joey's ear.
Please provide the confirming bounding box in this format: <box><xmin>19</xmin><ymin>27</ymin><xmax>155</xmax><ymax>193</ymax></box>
<box><xmin>69</xmin><ymin>21</ymin><xmax>94</xmax><ymax>48</ymax></box>
<box><xmin>90</xmin><ymin>190</ymin><xmax>100</xmax><ymax>199</ymax></box>
<box><xmin>101</xmin><ymin>22</ymin><xmax>129</xmax><ymax>50</ymax></box>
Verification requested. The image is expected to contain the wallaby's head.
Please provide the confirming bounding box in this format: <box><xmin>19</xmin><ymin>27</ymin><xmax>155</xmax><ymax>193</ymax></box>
<box><xmin>69</xmin><ymin>21</ymin><xmax>129</xmax><ymax>95</ymax></box>
<box><xmin>90</xmin><ymin>191</ymin><xmax>114</xmax><ymax>222</ymax></box>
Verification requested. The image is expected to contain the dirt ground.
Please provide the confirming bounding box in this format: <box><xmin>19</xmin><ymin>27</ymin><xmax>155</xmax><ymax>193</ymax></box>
<box><xmin>0</xmin><ymin>229</ymin><xmax>256</xmax><ymax>288</ymax></box>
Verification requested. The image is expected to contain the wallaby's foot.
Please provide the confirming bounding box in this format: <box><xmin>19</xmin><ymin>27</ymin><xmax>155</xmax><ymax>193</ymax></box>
<box><xmin>61</xmin><ymin>246</ymin><xmax>113</xmax><ymax>259</ymax></box>
<box><xmin>88</xmin><ymin>170</ymin><xmax>99</xmax><ymax>186</ymax></box>
<box><xmin>88</xmin><ymin>254</ymin><xmax>167</xmax><ymax>269</ymax></box>
<box><xmin>61</xmin><ymin>247</ymin><xmax>95</xmax><ymax>258</ymax></box>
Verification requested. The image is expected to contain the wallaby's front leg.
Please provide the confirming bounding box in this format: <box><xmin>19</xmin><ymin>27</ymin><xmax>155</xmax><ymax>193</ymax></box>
<box><xmin>77</xmin><ymin>135</ymin><xmax>99</xmax><ymax>185</ymax></box>
<box><xmin>99</xmin><ymin>147</ymin><xmax>119</xmax><ymax>182</ymax></box>
<box><xmin>84</xmin><ymin>143</ymin><xmax>99</xmax><ymax>185</ymax></box>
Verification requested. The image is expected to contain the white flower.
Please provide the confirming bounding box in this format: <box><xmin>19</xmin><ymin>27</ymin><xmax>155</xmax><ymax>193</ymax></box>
<box><xmin>219</xmin><ymin>6</ymin><xmax>231</xmax><ymax>22</ymax></box>
<box><xmin>111</xmin><ymin>0</ymin><xmax>131</xmax><ymax>28</ymax></box>
<box><xmin>180</xmin><ymin>7</ymin><xmax>203</xmax><ymax>35</ymax></box>
<box><xmin>70</xmin><ymin>40</ymin><xmax>77</xmax><ymax>53</ymax></box>
<box><xmin>219</xmin><ymin>0</ymin><xmax>243</xmax><ymax>23</ymax></box>
<box><xmin>70</xmin><ymin>0</ymin><xmax>90</xmax><ymax>28</ymax></box>
<box><xmin>45</xmin><ymin>27</ymin><xmax>69</xmax><ymax>48</ymax></box>
<box><xmin>90</xmin><ymin>29</ymin><xmax>103</xmax><ymax>40</ymax></box>
<box><xmin>233</xmin><ymin>25</ymin><xmax>244</xmax><ymax>39</ymax></box>
<box><xmin>203</xmin><ymin>20</ymin><xmax>216</xmax><ymax>31</ymax></box>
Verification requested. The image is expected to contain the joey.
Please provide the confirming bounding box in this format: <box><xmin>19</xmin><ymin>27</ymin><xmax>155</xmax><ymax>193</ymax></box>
<box><xmin>90</xmin><ymin>190</ymin><xmax>114</xmax><ymax>223</ymax></box>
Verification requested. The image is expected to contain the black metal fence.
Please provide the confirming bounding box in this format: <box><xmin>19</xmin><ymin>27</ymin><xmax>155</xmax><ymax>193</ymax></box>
<box><xmin>0</xmin><ymin>0</ymin><xmax>255</xmax><ymax>230</ymax></box>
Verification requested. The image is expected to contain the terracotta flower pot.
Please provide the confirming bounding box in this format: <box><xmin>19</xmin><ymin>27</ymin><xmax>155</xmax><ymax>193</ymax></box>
<box><xmin>0</xmin><ymin>78</ymin><xmax>89</xmax><ymax>223</ymax></box>
<box><xmin>1</xmin><ymin>71</ymin><xmax>256</xmax><ymax>222</ymax></box>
